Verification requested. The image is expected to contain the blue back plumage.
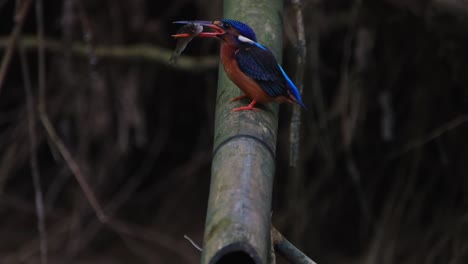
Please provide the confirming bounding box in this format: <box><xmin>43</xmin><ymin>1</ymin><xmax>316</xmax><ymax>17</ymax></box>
<box><xmin>221</xmin><ymin>19</ymin><xmax>306</xmax><ymax>108</ymax></box>
<box><xmin>221</xmin><ymin>19</ymin><xmax>257</xmax><ymax>42</ymax></box>
<box><xmin>235</xmin><ymin>44</ymin><xmax>306</xmax><ymax>108</ymax></box>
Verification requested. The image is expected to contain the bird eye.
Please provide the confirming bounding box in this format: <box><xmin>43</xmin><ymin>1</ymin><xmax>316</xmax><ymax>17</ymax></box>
<box><xmin>223</xmin><ymin>22</ymin><xmax>231</xmax><ymax>29</ymax></box>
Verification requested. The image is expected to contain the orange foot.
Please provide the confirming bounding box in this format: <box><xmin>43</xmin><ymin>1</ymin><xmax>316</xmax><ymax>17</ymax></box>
<box><xmin>232</xmin><ymin>99</ymin><xmax>259</xmax><ymax>112</ymax></box>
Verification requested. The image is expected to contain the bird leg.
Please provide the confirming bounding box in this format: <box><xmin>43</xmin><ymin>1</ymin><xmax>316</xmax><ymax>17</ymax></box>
<box><xmin>232</xmin><ymin>99</ymin><xmax>259</xmax><ymax>112</ymax></box>
<box><xmin>230</xmin><ymin>95</ymin><xmax>249</xmax><ymax>102</ymax></box>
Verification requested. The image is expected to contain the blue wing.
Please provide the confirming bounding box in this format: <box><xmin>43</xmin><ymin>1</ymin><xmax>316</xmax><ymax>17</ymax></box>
<box><xmin>235</xmin><ymin>43</ymin><xmax>306</xmax><ymax>108</ymax></box>
<box><xmin>236</xmin><ymin>43</ymin><xmax>286</xmax><ymax>97</ymax></box>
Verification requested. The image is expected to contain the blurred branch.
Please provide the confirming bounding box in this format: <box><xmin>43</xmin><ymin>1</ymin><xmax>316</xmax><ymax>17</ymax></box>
<box><xmin>330</xmin><ymin>0</ymin><xmax>362</xmax><ymax>148</ymax></box>
<box><xmin>430</xmin><ymin>0</ymin><xmax>468</xmax><ymax>17</ymax></box>
<box><xmin>107</xmin><ymin>219</ymin><xmax>197</xmax><ymax>263</ymax></box>
<box><xmin>19</xmin><ymin>34</ymin><xmax>48</xmax><ymax>264</ymax></box>
<box><xmin>38</xmin><ymin>114</ymin><xmax>109</xmax><ymax>222</ymax></box>
<box><xmin>384</xmin><ymin>0</ymin><xmax>468</xmax><ymax>18</ymax></box>
<box><xmin>35</xmin><ymin>13</ymin><xmax>108</xmax><ymax>224</ymax></box>
<box><xmin>289</xmin><ymin>0</ymin><xmax>306</xmax><ymax>168</ymax></box>
<box><xmin>305</xmin><ymin>2</ymin><xmax>336</xmax><ymax>176</ymax></box>
<box><xmin>0</xmin><ymin>0</ymin><xmax>32</xmax><ymax>95</ymax></box>
<box><xmin>3</xmin><ymin>218</ymin><xmax>71</xmax><ymax>263</ymax></box>
<box><xmin>384</xmin><ymin>0</ymin><xmax>468</xmax><ymax>32</ymax></box>
<box><xmin>32</xmin><ymin>1</ymin><xmax>48</xmax><ymax>262</ymax></box>
<box><xmin>388</xmin><ymin>115</ymin><xmax>468</xmax><ymax>160</ymax></box>
<box><xmin>271</xmin><ymin>226</ymin><xmax>317</xmax><ymax>264</ymax></box>
<box><xmin>0</xmin><ymin>35</ymin><xmax>218</xmax><ymax>72</ymax></box>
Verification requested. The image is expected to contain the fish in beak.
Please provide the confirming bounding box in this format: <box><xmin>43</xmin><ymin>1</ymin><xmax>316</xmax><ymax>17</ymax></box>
<box><xmin>171</xmin><ymin>20</ymin><xmax>225</xmax><ymax>38</ymax></box>
<box><xmin>169</xmin><ymin>21</ymin><xmax>225</xmax><ymax>64</ymax></box>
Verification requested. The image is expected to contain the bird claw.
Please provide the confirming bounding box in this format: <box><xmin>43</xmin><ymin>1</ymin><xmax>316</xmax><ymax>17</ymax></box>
<box><xmin>231</xmin><ymin>106</ymin><xmax>260</xmax><ymax>112</ymax></box>
<box><xmin>231</xmin><ymin>99</ymin><xmax>259</xmax><ymax>112</ymax></box>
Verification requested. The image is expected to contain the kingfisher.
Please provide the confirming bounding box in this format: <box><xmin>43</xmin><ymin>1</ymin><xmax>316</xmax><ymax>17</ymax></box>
<box><xmin>172</xmin><ymin>19</ymin><xmax>306</xmax><ymax>112</ymax></box>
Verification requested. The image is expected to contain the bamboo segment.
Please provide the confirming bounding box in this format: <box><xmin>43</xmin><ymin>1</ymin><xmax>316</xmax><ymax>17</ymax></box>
<box><xmin>201</xmin><ymin>0</ymin><xmax>283</xmax><ymax>263</ymax></box>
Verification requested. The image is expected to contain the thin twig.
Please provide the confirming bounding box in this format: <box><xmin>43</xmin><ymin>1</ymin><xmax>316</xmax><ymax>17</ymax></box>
<box><xmin>183</xmin><ymin>234</ymin><xmax>203</xmax><ymax>252</ymax></box>
<box><xmin>19</xmin><ymin>33</ymin><xmax>48</xmax><ymax>264</ymax></box>
<box><xmin>0</xmin><ymin>0</ymin><xmax>32</xmax><ymax>95</ymax></box>
<box><xmin>38</xmin><ymin>118</ymin><xmax>108</xmax><ymax>222</ymax></box>
<box><xmin>36</xmin><ymin>0</ymin><xmax>107</xmax><ymax>223</ymax></box>
<box><xmin>271</xmin><ymin>226</ymin><xmax>317</xmax><ymax>264</ymax></box>
<box><xmin>289</xmin><ymin>0</ymin><xmax>307</xmax><ymax>167</ymax></box>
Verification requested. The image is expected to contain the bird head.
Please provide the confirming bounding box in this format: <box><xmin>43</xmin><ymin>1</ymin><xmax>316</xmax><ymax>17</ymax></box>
<box><xmin>212</xmin><ymin>19</ymin><xmax>257</xmax><ymax>42</ymax></box>
<box><xmin>173</xmin><ymin>19</ymin><xmax>258</xmax><ymax>44</ymax></box>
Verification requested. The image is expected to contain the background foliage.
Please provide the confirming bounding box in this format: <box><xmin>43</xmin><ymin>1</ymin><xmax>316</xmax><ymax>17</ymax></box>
<box><xmin>0</xmin><ymin>0</ymin><xmax>467</xmax><ymax>263</ymax></box>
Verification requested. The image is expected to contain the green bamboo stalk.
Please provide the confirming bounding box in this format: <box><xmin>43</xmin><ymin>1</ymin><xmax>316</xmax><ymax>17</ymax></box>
<box><xmin>202</xmin><ymin>0</ymin><xmax>283</xmax><ymax>263</ymax></box>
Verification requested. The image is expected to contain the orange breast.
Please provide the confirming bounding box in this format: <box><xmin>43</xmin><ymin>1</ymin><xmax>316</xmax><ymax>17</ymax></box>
<box><xmin>220</xmin><ymin>44</ymin><xmax>275</xmax><ymax>104</ymax></box>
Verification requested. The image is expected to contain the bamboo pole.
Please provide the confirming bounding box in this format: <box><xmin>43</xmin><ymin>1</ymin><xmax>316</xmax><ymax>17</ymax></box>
<box><xmin>201</xmin><ymin>0</ymin><xmax>283</xmax><ymax>263</ymax></box>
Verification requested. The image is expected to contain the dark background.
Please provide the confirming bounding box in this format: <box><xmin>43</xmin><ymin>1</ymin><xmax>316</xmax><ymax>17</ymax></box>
<box><xmin>0</xmin><ymin>0</ymin><xmax>467</xmax><ymax>263</ymax></box>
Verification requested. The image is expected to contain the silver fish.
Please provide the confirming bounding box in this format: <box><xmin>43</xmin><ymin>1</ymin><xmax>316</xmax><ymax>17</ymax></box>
<box><xmin>169</xmin><ymin>23</ymin><xmax>203</xmax><ymax>64</ymax></box>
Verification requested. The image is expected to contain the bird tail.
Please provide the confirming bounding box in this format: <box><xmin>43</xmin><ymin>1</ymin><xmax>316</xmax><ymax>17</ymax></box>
<box><xmin>287</xmin><ymin>91</ymin><xmax>308</xmax><ymax>110</ymax></box>
<box><xmin>278</xmin><ymin>64</ymin><xmax>307</xmax><ymax>109</ymax></box>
